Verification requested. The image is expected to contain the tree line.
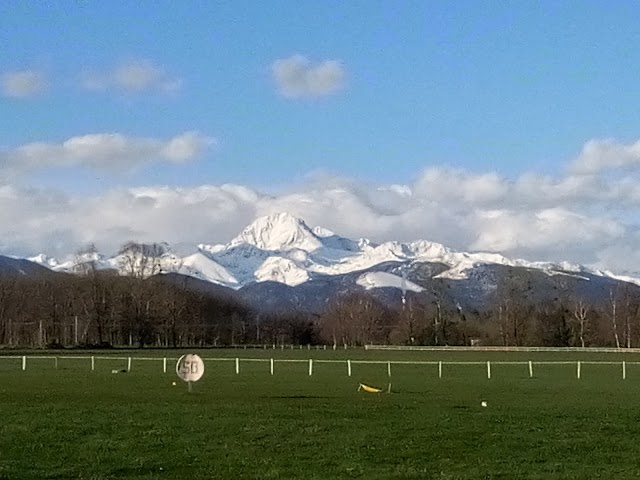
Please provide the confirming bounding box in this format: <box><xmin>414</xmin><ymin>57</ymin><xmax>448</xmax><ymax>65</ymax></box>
<box><xmin>0</xmin><ymin>242</ymin><xmax>639</xmax><ymax>349</ymax></box>
<box><xmin>0</xmin><ymin>270</ymin><xmax>639</xmax><ymax>349</ymax></box>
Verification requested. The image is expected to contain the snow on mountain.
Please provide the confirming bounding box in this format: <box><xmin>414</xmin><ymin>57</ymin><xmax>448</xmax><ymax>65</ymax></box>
<box><xmin>229</xmin><ymin>212</ymin><xmax>324</xmax><ymax>252</ymax></box>
<box><xmin>28</xmin><ymin>254</ymin><xmax>60</xmax><ymax>269</ymax></box>
<box><xmin>25</xmin><ymin>211</ymin><xmax>640</xmax><ymax>290</ymax></box>
<box><xmin>312</xmin><ymin>226</ymin><xmax>362</xmax><ymax>252</ymax></box>
<box><xmin>29</xmin><ymin>251</ymin><xmax>113</xmax><ymax>273</ymax></box>
<box><xmin>198</xmin><ymin>243</ymin><xmax>271</xmax><ymax>285</ymax></box>
<box><xmin>254</xmin><ymin>256</ymin><xmax>309</xmax><ymax>286</ymax></box>
<box><xmin>178</xmin><ymin>252</ymin><xmax>238</xmax><ymax>287</ymax></box>
<box><xmin>599</xmin><ymin>270</ymin><xmax>640</xmax><ymax>287</ymax></box>
<box><xmin>357</xmin><ymin>272</ymin><xmax>424</xmax><ymax>292</ymax></box>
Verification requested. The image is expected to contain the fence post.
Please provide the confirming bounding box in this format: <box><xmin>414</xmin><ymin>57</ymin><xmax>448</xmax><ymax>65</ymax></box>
<box><xmin>308</xmin><ymin>359</ymin><xmax>313</xmax><ymax>376</ymax></box>
<box><xmin>22</xmin><ymin>355</ymin><xmax>26</xmax><ymax>371</ymax></box>
<box><xmin>577</xmin><ymin>361</ymin><xmax>581</xmax><ymax>379</ymax></box>
<box><xmin>270</xmin><ymin>358</ymin><xmax>274</xmax><ymax>375</ymax></box>
<box><xmin>54</xmin><ymin>357</ymin><xmax>58</xmax><ymax>370</ymax></box>
<box><xmin>623</xmin><ymin>361</ymin><xmax>626</xmax><ymax>380</ymax></box>
<box><xmin>91</xmin><ymin>356</ymin><xmax>95</xmax><ymax>371</ymax></box>
<box><xmin>529</xmin><ymin>360</ymin><xmax>533</xmax><ymax>378</ymax></box>
<box><xmin>487</xmin><ymin>361</ymin><xmax>491</xmax><ymax>379</ymax></box>
<box><xmin>127</xmin><ymin>357</ymin><xmax>132</xmax><ymax>371</ymax></box>
<box><xmin>347</xmin><ymin>359</ymin><xmax>352</xmax><ymax>377</ymax></box>
<box><xmin>388</xmin><ymin>362</ymin><xmax>392</xmax><ymax>377</ymax></box>
<box><xmin>235</xmin><ymin>357</ymin><xmax>240</xmax><ymax>374</ymax></box>
<box><xmin>163</xmin><ymin>357</ymin><xmax>167</xmax><ymax>373</ymax></box>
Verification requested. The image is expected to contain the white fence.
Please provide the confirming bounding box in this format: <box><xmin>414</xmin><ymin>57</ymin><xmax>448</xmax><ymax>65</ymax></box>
<box><xmin>1</xmin><ymin>355</ymin><xmax>638</xmax><ymax>380</ymax></box>
<box><xmin>365</xmin><ymin>345</ymin><xmax>640</xmax><ymax>353</ymax></box>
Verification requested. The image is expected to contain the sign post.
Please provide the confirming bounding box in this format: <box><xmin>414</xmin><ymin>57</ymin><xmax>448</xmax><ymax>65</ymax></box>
<box><xmin>176</xmin><ymin>354</ymin><xmax>205</xmax><ymax>393</ymax></box>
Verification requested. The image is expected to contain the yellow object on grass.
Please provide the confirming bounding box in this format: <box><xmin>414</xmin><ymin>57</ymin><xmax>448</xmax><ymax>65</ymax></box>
<box><xmin>358</xmin><ymin>383</ymin><xmax>384</xmax><ymax>393</ymax></box>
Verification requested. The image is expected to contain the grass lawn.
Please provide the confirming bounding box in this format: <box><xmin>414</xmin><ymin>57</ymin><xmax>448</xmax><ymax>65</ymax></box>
<box><xmin>1</xmin><ymin>349</ymin><xmax>640</xmax><ymax>479</ymax></box>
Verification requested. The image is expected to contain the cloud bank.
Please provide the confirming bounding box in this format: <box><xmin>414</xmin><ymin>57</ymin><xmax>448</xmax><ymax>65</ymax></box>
<box><xmin>272</xmin><ymin>55</ymin><xmax>345</xmax><ymax>98</ymax></box>
<box><xmin>2</xmin><ymin>136</ymin><xmax>640</xmax><ymax>276</ymax></box>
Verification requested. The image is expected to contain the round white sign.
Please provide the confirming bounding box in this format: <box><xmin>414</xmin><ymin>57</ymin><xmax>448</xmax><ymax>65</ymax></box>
<box><xmin>176</xmin><ymin>354</ymin><xmax>205</xmax><ymax>382</ymax></box>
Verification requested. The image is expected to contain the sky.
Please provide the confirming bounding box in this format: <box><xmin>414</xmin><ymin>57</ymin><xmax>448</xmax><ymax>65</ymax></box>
<box><xmin>2</xmin><ymin>1</ymin><xmax>640</xmax><ymax>275</ymax></box>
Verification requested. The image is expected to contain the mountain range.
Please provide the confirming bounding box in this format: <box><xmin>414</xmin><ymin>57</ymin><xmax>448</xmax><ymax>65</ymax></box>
<box><xmin>2</xmin><ymin>212</ymin><xmax>637</xmax><ymax>313</ymax></box>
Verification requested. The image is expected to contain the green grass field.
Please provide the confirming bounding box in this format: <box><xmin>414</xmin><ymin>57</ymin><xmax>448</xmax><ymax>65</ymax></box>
<box><xmin>2</xmin><ymin>348</ymin><xmax>640</xmax><ymax>479</ymax></box>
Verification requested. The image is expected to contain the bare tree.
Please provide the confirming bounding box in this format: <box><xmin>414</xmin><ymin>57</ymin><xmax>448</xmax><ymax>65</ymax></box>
<box><xmin>431</xmin><ymin>280</ymin><xmax>451</xmax><ymax>345</ymax></box>
<box><xmin>390</xmin><ymin>299</ymin><xmax>429</xmax><ymax>345</ymax></box>
<box><xmin>617</xmin><ymin>285</ymin><xmax>640</xmax><ymax>349</ymax></box>
<box><xmin>609</xmin><ymin>289</ymin><xmax>621</xmax><ymax>349</ymax></box>
<box><xmin>490</xmin><ymin>269</ymin><xmax>534</xmax><ymax>346</ymax></box>
<box><xmin>73</xmin><ymin>243</ymin><xmax>100</xmax><ymax>276</ymax></box>
<box><xmin>74</xmin><ymin>244</ymin><xmax>110</xmax><ymax>345</ymax></box>
<box><xmin>118</xmin><ymin>241</ymin><xmax>168</xmax><ymax>278</ymax></box>
<box><xmin>0</xmin><ymin>277</ymin><xmax>17</xmax><ymax>346</ymax></box>
<box><xmin>572</xmin><ymin>299</ymin><xmax>589</xmax><ymax>348</ymax></box>
<box><xmin>317</xmin><ymin>293</ymin><xmax>389</xmax><ymax>346</ymax></box>
<box><xmin>116</xmin><ymin>242</ymin><xmax>169</xmax><ymax>347</ymax></box>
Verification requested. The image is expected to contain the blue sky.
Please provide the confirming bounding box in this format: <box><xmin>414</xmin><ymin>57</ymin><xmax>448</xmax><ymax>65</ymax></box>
<box><xmin>2</xmin><ymin>1</ymin><xmax>640</xmax><ymax>274</ymax></box>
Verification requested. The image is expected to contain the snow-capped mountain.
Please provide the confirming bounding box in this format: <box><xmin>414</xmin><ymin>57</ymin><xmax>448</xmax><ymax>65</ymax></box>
<box><xmin>16</xmin><ymin>211</ymin><xmax>640</xmax><ymax>314</ymax></box>
<box><xmin>26</xmin><ymin>211</ymin><xmax>637</xmax><ymax>293</ymax></box>
<box><xmin>228</xmin><ymin>212</ymin><xmax>324</xmax><ymax>252</ymax></box>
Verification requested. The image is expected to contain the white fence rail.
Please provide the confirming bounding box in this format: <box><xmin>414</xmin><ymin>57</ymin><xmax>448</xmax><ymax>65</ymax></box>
<box><xmin>365</xmin><ymin>345</ymin><xmax>640</xmax><ymax>353</ymax></box>
<box><xmin>1</xmin><ymin>355</ymin><xmax>639</xmax><ymax>380</ymax></box>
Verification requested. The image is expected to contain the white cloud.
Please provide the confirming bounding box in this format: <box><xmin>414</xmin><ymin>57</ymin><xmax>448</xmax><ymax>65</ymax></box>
<box><xmin>413</xmin><ymin>168</ymin><xmax>508</xmax><ymax>206</ymax></box>
<box><xmin>0</xmin><ymin>131</ymin><xmax>214</xmax><ymax>175</ymax></box>
<box><xmin>3</xmin><ymin>135</ymin><xmax>640</xmax><ymax>276</ymax></box>
<box><xmin>469</xmin><ymin>208</ymin><xmax>624</xmax><ymax>256</ymax></box>
<box><xmin>81</xmin><ymin>60</ymin><xmax>182</xmax><ymax>93</ymax></box>
<box><xmin>1</xmin><ymin>70</ymin><xmax>47</xmax><ymax>98</ymax></box>
<box><xmin>0</xmin><ymin>173</ymin><xmax>629</xmax><ymax>274</ymax></box>
<box><xmin>161</xmin><ymin>131</ymin><xmax>211</xmax><ymax>162</ymax></box>
<box><xmin>570</xmin><ymin>138</ymin><xmax>640</xmax><ymax>175</ymax></box>
<box><xmin>0</xmin><ymin>184</ymin><xmax>260</xmax><ymax>257</ymax></box>
<box><xmin>272</xmin><ymin>54</ymin><xmax>345</xmax><ymax>98</ymax></box>
<box><xmin>592</xmin><ymin>235</ymin><xmax>640</xmax><ymax>274</ymax></box>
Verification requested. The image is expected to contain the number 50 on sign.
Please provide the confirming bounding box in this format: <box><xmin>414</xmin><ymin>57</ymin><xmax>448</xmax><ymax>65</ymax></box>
<box><xmin>176</xmin><ymin>354</ymin><xmax>205</xmax><ymax>383</ymax></box>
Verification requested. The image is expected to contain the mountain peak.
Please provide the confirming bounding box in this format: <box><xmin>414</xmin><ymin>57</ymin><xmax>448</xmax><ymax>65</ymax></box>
<box><xmin>229</xmin><ymin>212</ymin><xmax>323</xmax><ymax>252</ymax></box>
<box><xmin>20</xmin><ymin>212</ymin><xmax>640</xmax><ymax>292</ymax></box>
